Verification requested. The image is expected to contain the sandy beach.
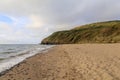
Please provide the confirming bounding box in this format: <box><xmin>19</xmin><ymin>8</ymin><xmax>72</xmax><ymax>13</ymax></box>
<box><xmin>0</xmin><ymin>44</ymin><xmax>120</xmax><ymax>80</ymax></box>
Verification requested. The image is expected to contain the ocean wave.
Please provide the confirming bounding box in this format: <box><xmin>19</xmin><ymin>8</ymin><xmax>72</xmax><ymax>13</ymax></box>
<box><xmin>0</xmin><ymin>45</ymin><xmax>53</xmax><ymax>75</ymax></box>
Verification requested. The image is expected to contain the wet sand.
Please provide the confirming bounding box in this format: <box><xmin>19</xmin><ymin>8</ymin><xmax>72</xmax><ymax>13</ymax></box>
<box><xmin>0</xmin><ymin>44</ymin><xmax>120</xmax><ymax>80</ymax></box>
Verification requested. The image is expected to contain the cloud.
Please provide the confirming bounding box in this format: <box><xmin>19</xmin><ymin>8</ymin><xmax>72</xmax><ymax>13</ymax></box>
<box><xmin>0</xmin><ymin>0</ymin><xmax>120</xmax><ymax>44</ymax></box>
<box><xmin>0</xmin><ymin>18</ymin><xmax>40</xmax><ymax>44</ymax></box>
<box><xmin>0</xmin><ymin>22</ymin><xmax>12</xmax><ymax>33</ymax></box>
<box><xmin>26</xmin><ymin>15</ymin><xmax>44</xmax><ymax>30</ymax></box>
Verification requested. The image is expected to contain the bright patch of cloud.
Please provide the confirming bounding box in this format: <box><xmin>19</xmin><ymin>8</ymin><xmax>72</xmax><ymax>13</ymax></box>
<box><xmin>0</xmin><ymin>22</ymin><xmax>12</xmax><ymax>32</ymax></box>
<box><xmin>26</xmin><ymin>15</ymin><xmax>44</xmax><ymax>29</ymax></box>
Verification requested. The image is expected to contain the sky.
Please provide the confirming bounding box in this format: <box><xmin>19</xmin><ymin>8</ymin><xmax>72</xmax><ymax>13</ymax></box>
<box><xmin>0</xmin><ymin>0</ymin><xmax>120</xmax><ymax>44</ymax></box>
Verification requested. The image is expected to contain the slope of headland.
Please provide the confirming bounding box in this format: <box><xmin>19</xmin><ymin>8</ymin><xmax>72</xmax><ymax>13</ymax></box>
<box><xmin>41</xmin><ymin>20</ymin><xmax>120</xmax><ymax>44</ymax></box>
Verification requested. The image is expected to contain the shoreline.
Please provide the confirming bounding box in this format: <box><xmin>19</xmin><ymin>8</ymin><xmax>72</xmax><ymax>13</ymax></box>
<box><xmin>0</xmin><ymin>44</ymin><xmax>120</xmax><ymax>80</ymax></box>
<box><xmin>0</xmin><ymin>46</ymin><xmax>54</xmax><ymax>77</ymax></box>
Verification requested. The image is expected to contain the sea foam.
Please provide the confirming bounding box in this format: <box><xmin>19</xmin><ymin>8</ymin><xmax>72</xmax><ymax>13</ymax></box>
<box><xmin>0</xmin><ymin>45</ymin><xmax>53</xmax><ymax>74</ymax></box>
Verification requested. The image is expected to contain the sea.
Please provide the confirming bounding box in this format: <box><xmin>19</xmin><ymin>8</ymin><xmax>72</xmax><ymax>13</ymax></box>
<box><xmin>0</xmin><ymin>44</ymin><xmax>53</xmax><ymax>74</ymax></box>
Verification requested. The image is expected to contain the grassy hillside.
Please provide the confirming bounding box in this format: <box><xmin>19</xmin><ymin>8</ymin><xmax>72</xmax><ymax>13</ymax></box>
<box><xmin>41</xmin><ymin>20</ymin><xmax>120</xmax><ymax>44</ymax></box>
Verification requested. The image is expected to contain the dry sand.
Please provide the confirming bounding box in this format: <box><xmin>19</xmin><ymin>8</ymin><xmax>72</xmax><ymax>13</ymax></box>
<box><xmin>0</xmin><ymin>44</ymin><xmax>120</xmax><ymax>80</ymax></box>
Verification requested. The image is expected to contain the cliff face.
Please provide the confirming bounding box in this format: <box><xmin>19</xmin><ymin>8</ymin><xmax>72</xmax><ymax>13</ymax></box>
<box><xmin>41</xmin><ymin>21</ymin><xmax>120</xmax><ymax>44</ymax></box>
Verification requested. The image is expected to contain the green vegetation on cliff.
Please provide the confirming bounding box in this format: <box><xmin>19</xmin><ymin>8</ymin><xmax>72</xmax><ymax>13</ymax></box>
<box><xmin>41</xmin><ymin>20</ymin><xmax>120</xmax><ymax>44</ymax></box>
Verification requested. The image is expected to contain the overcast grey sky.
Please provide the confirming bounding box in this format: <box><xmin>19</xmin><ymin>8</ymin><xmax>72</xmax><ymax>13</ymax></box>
<box><xmin>0</xmin><ymin>0</ymin><xmax>120</xmax><ymax>44</ymax></box>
